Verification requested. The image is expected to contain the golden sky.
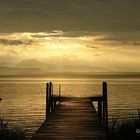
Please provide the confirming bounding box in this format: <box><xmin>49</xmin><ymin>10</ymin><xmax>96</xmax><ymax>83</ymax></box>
<box><xmin>0</xmin><ymin>31</ymin><xmax>140</xmax><ymax>72</ymax></box>
<box><xmin>0</xmin><ymin>0</ymin><xmax>140</xmax><ymax>72</ymax></box>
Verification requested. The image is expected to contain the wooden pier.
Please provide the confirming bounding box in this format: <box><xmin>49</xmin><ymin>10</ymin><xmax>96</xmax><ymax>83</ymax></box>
<box><xmin>31</xmin><ymin>82</ymin><xmax>109</xmax><ymax>140</ymax></box>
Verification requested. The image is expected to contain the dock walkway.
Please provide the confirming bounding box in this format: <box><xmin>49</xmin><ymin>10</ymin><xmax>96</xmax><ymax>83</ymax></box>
<box><xmin>31</xmin><ymin>82</ymin><xmax>109</xmax><ymax>140</ymax></box>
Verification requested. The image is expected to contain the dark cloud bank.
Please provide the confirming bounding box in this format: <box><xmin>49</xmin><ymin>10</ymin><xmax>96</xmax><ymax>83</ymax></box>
<box><xmin>0</xmin><ymin>39</ymin><xmax>33</xmax><ymax>45</ymax></box>
<box><xmin>0</xmin><ymin>0</ymin><xmax>140</xmax><ymax>33</ymax></box>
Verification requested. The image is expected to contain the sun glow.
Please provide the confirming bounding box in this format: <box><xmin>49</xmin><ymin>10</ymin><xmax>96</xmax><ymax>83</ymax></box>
<box><xmin>57</xmin><ymin>45</ymin><xmax>69</xmax><ymax>49</ymax></box>
<box><xmin>0</xmin><ymin>32</ymin><xmax>139</xmax><ymax>72</ymax></box>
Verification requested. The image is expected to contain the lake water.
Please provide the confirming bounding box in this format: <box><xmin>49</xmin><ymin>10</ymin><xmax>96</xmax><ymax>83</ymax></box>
<box><xmin>0</xmin><ymin>76</ymin><xmax>140</xmax><ymax>139</ymax></box>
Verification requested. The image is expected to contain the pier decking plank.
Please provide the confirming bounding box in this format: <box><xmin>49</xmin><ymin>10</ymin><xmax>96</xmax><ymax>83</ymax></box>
<box><xmin>32</xmin><ymin>98</ymin><xmax>108</xmax><ymax>140</ymax></box>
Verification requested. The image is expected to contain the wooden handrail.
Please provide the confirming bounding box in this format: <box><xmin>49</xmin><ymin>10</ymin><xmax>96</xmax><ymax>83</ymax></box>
<box><xmin>90</xmin><ymin>82</ymin><xmax>108</xmax><ymax>128</ymax></box>
<box><xmin>46</xmin><ymin>81</ymin><xmax>108</xmax><ymax>128</ymax></box>
<box><xmin>103</xmin><ymin>82</ymin><xmax>108</xmax><ymax>128</ymax></box>
<box><xmin>46</xmin><ymin>82</ymin><xmax>61</xmax><ymax>118</ymax></box>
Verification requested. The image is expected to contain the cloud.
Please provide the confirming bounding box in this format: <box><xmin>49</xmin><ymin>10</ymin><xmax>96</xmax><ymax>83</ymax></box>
<box><xmin>95</xmin><ymin>37</ymin><xmax>125</xmax><ymax>42</ymax></box>
<box><xmin>133</xmin><ymin>42</ymin><xmax>140</xmax><ymax>46</ymax></box>
<box><xmin>31</xmin><ymin>30</ymin><xmax>64</xmax><ymax>38</ymax></box>
<box><xmin>0</xmin><ymin>33</ymin><xmax>9</xmax><ymax>36</ymax></box>
<box><xmin>31</xmin><ymin>34</ymin><xmax>49</xmax><ymax>38</ymax></box>
<box><xmin>60</xmin><ymin>31</ymin><xmax>96</xmax><ymax>38</ymax></box>
<box><xmin>8</xmin><ymin>50</ymin><xmax>19</xmax><ymax>55</ymax></box>
<box><xmin>0</xmin><ymin>39</ymin><xmax>33</xmax><ymax>45</ymax></box>
<box><xmin>93</xmin><ymin>31</ymin><xmax>140</xmax><ymax>45</ymax></box>
<box><xmin>0</xmin><ymin>0</ymin><xmax>140</xmax><ymax>33</ymax></box>
<box><xmin>86</xmin><ymin>45</ymin><xmax>99</xmax><ymax>49</ymax></box>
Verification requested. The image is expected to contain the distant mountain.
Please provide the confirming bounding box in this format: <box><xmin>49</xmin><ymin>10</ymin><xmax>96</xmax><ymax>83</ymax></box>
<box><xmin>61</xmin><ymin>64</ymin><xmax>109</xmax><ymax>72</ymax></box>
<box><xmin>0</xmin><ymin>66</ymin><xmax>45</xmax><ymax>75</ymax></box>
<box><xmin>15</xmin><ymin>59</ymin><xmax>109</xmax><ymax>73</ymax></box>
<box><xmin>0</xmin><ymin>58</ymin><xmax>140</xmax><ymax>76</ymax></box>
<box><xmin>15</xmin><ymin>59</ymin><xmax>47</xmax><ymax>69</ymax></box>
<box><xmin>1</xmin><ymin>58</ymin><xmax>139</xmax><ymax>76</ymax></box>
<box><xmin>0</xmin><ymin>65</ymin><xmax>139</xmax><ymax>76</ymax></box>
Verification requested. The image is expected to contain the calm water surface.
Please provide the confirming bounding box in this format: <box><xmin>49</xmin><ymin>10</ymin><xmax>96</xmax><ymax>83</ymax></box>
<box><xmin>0</xmin><ymin>77</ymin><xmax>140</xmax><ymax>139</ymax></box>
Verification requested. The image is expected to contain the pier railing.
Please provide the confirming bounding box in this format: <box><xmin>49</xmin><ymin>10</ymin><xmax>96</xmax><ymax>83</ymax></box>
<box><xmin>46</xmin><ymin>82</ymin><xmax>60</xmax><ymax>116</ymax></box>
<box><xmin>90</xmin><ymin>82</ymin><xmax>108</xmax><ymax>128</ymax></box>
<box><xmin>45</xmin><ymin>81</ymin><xmax>108</xmax><ymax>128</ymax></box>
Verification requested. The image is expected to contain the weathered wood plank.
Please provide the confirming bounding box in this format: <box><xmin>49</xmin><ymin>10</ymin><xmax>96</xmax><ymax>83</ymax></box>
<box><xmin>32</xmin><ymin>98</ymin><xmax>108</xmax><ymax>140</ymax></box>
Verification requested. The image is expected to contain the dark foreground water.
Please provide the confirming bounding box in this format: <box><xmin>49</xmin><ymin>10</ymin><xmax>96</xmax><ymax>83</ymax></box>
<box><xmin>0</xmin><ymin>76</ymin><xmax>140</xmax><ymax>139</ymax></box>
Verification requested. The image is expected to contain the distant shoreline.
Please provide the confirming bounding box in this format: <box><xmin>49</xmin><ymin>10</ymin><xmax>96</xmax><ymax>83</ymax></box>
<box><xmin>0</xmin><ymin>74</ymin><xmax>140</xmax><ymax>79</ymax></box>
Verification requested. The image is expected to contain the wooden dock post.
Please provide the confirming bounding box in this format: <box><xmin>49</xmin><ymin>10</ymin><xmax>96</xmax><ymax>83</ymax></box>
<box><xmin>102</xmin><ymin>82</ymin><xmax>108</xmax><ymax>128</ymax></box>
<box><xmin>98</xmin><ymin>100</ymin><xmax>102</xmax><ymax>120</ymax></box>
<box><xmin>46</xmin><ymin>82</ymin><xmax>61</xmax><ymax>118</ymax></box>
<box><xmin>46</xmin><ymin>83</ymin><xmax>49</xmax><ymax>118</ymax></box>
<box><xmin>59</xmin><ymin>84</ymin><xmax>61</xmax><ymax>97</ymax></box>
<box><xmin>49</xmin><ymin>82</ymin><xmax>53</xmax><ymax>112</ymax></box>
